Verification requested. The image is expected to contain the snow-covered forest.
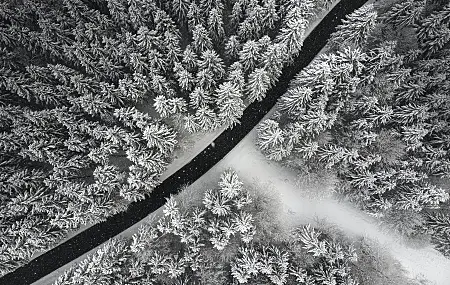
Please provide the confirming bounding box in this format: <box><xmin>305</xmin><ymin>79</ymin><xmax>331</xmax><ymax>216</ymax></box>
<box><xmin>257</xmin><ymin>0</ymin><xmax>450</xmax><ymax>259</ymax></box>
<box><xmin>50</xmin><ymin>170</ymin><xmax>374</xmax><ymax>285</ymax></box>
<box><xmin>1</xmin><ymin>0</ymin><xmax>450</xmax><ymax>283</ymax></box>
<box><xmin>0</xmin><ymin>0</ymin><xmax>335</xmax><ymax>275</ymax></box>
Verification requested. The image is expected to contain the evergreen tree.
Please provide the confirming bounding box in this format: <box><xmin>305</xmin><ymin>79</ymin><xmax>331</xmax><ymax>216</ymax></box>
<box><xmin>197</xmin><ymin>49</ymin><xmax>226</xmax><ymax>81</ymax></box>
<box><xmin>216</xmin><ymin>82</ymin><xmax>245</xmax><ymax>128</ymax></box>
<box><xmin>382</xmin><ymin>0</ymin><xmax>426</xmax><ymax>28</ymax></box>
<box><xmin>191</xmin><ymin>24</ymin><xmax>213</xmax><ymax>53</ymax></box>
<box><xmin>261</xmin><ymin>43</ymin><xmax>287</xmax><ymax>86</ymax></box>
<box><xmin>257</xmin><ymin>119</ymin><xmax>291</xmax><ymax>161</ymax></box>
<box><xmin>169</xmin><ymin>0</ymin><xmax>191</xmax><ymax>22</ymax></box>
<box><xmin>426</xmin><ymin>212</ymin><xmax>450</xmax><ymax>257</ymax></box>
<box><xmin>237</xmin><ymin>2</ymin><xmax>265</xmax><ymax>41</ymax></box>
<box><xmin>187</xmin><ymin>2</ymin><xmax>203</xmax><ymax>32</ymax></box>
<box><xmin>246</xmin><ymin>68</ymin><xmax>270</xmax><ymax>103</ymax></box>
<box><xmin>207</xmin><ymin>8</ymin><xmax>225</xmax><ymax>43</ymax></box>
<box><xmin>238</xmin><ymin>40</ymin><xmax>261</xmax><ymax>73</ymax></box>
<box><xmin>416</xmin><ymin>3</ymin><xmax>450</xmax><ymax>54</ymax></box>
<box><xmin>189</xmin><ymin>86</ymin><xmax>213</xmax><ymax>109</ymax></box>
<box><xmin>225</xmin><ymin>36</ymin><xmax>242</xmax><ymax>59</ymax></box>
<box><xmin>278</xmin><ymin>86</ymin><xmax>313</xmax><ymax>118</ymax></box>
<box><xmin>195</xmin><ymin>105</ymin><xmax>218</xmax><ymax>131</ymax></box>
<box><xmin>143</xmin><ymin>122</ymin><xmax>178</xmax><ymax>155</ymax></box>
<box><xmin>275</xmin><ymin>4</ymin><xmax>309</xmax><ymax>57</ymax></box>
<box><xmin>330</xmin><ymin>4</ymin><xmax>378</xmax><ymax>49</ymax></box>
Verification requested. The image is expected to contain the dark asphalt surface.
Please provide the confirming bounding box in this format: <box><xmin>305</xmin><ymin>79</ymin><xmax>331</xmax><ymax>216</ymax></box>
<box><xmin>1</xmin><ymin>0</ymin><xmax>368</xmax><ymax>283</ymax></box>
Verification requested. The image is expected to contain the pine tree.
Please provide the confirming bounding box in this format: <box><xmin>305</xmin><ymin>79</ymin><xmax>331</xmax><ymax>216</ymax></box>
<box><xmin>203</xmin><ymin>189</ymin><xmax>231</xmax><ymax>217</ymax></box>
<box><xmin>180</xmin><ymin>114</ymin><xmax>200</xmax><ymax>133</ymax></box>
<box><xmin>195</xmin><ymin>68</ymin><xmax>215</xmax><ymax>91</ymax></box>
<box><xmin>191</xmin><ymin>24</ymin><xmax>213</xmax><ymax>53</ymax></box>
<box><xmin>169</xmin><ymin>0</ymin><xmax>191</xmax><ymax>22</ymax></box>
<box><xmin>216</xmin><ymin>81</ymin><xmax>245</xmax><ymax>128</ymax></box>
<box><xmin>106</xmin><ymin>0</ymin><xmax>130</xmax><ymax>28</ymax></box>
<box><xmin>231</xmin><ymin>246</ymin><xmax>260</xmax><ymax>283</ymax></box>
<box><xmin>239</xmin><ymin>40</ymin><xmax>261</xmax><ymax>73</ymax></box>
<box><xmin>256</xmin><ymin>119</ymin><xmax>291</xmax><ymax>161</ymax></box>
<box><xmin>261</xmin><ymin>43</ymin><xmax>287</xmax><ymax>86</ymax></box>
<box><xmin>218</xmin><ymin>170</ymin><xmax>244</xmax><ymax>199</ymax></box>
<box><xmin>195</xmin><ymin>105</ymin><xmax>218</xmax><ymax>131</ymax></box>
<box><xmin>153</xmin><ymin>95</ymin><xmax>187</xmax><ymax>118</ymax></box>
<box><xmin>382</xmin><ymin>0</ymin><xmax>426</xmax><ymax>28</ymax></box>
<box><xmin>174</xmin><ymin>62</ymin><xmax>195</xmax><ymax>92</ymax></box>
<box><xmin>143</xmin><ymin>122</ymin><xmax>178</xmax><ymax>155</ymax></box>
<box><xmin>237</xmin><ymin>2</ymin><xmax>265</xmax><ymax>41</ymax></box>
<box><xmin>187</xmin><ymin>2</ymin><xmax>203</xmax><ymax>32</ymax></box>
<box><xmin>416</xmin><ymin>3</ymin><xmax>450</xmax><ymax>54</ymax></box>
<box><xmin>225</xmin><ymin>36</ymin><xmax>242</xmax><ymax>59</ymax></box>
<box><xmin>278</xmin><ymin>86</ymin><xmax>313</xmax><ymax>118</ymax></box>
<box><xmin>189</xmin><ymin>86</ymin><xmax>213</xmax><ymax>109</ymax></box>
<box><xmin>246</xmin><ymin>68</ymin><xmax>270</xmax><ymax>103</ymax></box>
<box><xmin>276</xmin><ymin>5</ymin><xmax>309</xmax><ymax>57</ymax></box>
<box><xmin>395</xmin><ymin>183</ymin><xmax>449</xmax><ymax>212</ymax></box>
<box><xmin>426</xmin><ymin>212</ymin><xmax>450</xmax><ymax>257</ymax></box>
<box><xmin>227</xmin><ymin>62</ymin><xmax>246</xmax><ymax>92</ymax></box>
<box><xmin>330</xmin><ymin>4</ymin><xmax>378</xmax><ymax>49</ymax></box>
<box><xmin>197</xmin><ymin>49</ymin><xmax>226</xmax><ymax>81</ymax></box>
<box><xmin>261</xmin><ymin>0</ymin><xmax>279</xmax><ymax>30</ymax></box>
<box><xmin>401</xmin><ymin>124</ymin><xmax>429</xmax><ymax>151</ymax></box>
<box><xmin>207</xmin><ymin>8</ymin><xmax>225</xmax><ymax>43</ymax></box>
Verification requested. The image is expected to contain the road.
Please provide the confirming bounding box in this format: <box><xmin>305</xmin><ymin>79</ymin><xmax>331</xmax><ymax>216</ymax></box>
<box><xmin>0</xmin><ymin>0</ymin><xmax>369</xmax><ymax>283</ymax></box>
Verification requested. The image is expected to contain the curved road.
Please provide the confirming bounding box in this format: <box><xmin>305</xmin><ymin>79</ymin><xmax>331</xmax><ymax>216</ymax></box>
<box><xmin>0</xmin><ymin>0</ymin><xmax>368</xmax><ymax>283</ymax></box>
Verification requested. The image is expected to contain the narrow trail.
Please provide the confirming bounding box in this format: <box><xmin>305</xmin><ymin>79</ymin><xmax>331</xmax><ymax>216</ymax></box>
<box><xmin>216</xmin><ymin>131</ymin><xmax>450</xmax><ymax>285</ymax></box>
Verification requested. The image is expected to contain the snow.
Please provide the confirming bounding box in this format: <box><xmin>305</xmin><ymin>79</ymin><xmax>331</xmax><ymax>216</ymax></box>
<box><xmin>160</xmin><ymin>0</ymin><xmax>342</xmax><ymax>181</ymax></box>
<box><xmin>33</xmin><ymin>124</ymin><xmax>450</xmax><ymax>285</ymax></box>
<box><xmin>213</xmin><ymin>127</ymin><xmax>450</xmax><ymax>285</ymax></box>
<box><xmin>161</xmin><ymin>127</ymin><xmax>227</xmax><ymax>180</ymax></box>
<box><xmin>33</xmin><ymin>1</ymin><xmax>450</xmax><ymax>284</ymax></box>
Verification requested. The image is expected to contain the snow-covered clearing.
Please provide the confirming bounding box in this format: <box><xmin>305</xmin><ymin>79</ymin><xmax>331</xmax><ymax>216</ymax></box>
<box><xmin>217</xmin><ymin>129</ymin><xmax>450</xmax><ymax>285</ymax></box>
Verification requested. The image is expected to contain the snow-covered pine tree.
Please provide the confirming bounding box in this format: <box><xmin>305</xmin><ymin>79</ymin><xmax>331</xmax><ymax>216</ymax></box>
<box><xmin>416</xmin><ymin>3</ymin><xmax>450</xmax><ymax>54</ymax></box>
<box><xmin>239</xmin><ymin>40</ymin><xmax>261</xmax><ymax>73</ymax></box>
<box><xmin>225</xmin><ymin>35</ymin><xmax>242</xmax><ymax>59</ymax></box>
<box><xmin>197</xmin><ymin>49</ymin><xmax>226</xmax><ymax>82</ymax></box>
<box><xmin>329</xmin><ymin>4</ymin><xmax>378</xmax><ymax>49</ymax></box>
<box><xmin>215</xmin><ymin>81</ymin><xmax>245</xmax><ymax>128</ymax></box>
<box><xmin>275</xmin><ymin>3</ymin><xmax>309</xmax><ymax>58</ymax></box>
<box><xmin>381</xmin><ymin>0</ymin><xmax>426</xmax><ymax>28</ymax></box>
<box><xmin>195</xmin><ymin>105</ymin><xmax>218</xmax><ymax>131</ymax></box>
<box><xmin>426</xmin><ymin>212</ymin><xmax>450</xmax><ymax>257</ymax></box>
<box><xmin>246</xmin><ymin>68</ymin><xmax>270</xmax><ymax>103</ymax></box>
<box><xmin>256</xmin><ymin>119</ymin><xmax>292</xmax><ymax>161</ymax></box>
<box><xmin>261</xmin><ymin>43</ymin><xmax>287</xmax><ymax>86</ymax></box>
<box><xmin>207</xmin><ymin>8</ymin><xmax>225</xmax><ymax>43</ymax></box>
<box><xmin>278</xmin><ymin>86</ymin><xmax>313</xmax><ymax>118</ymax></box>
<box><xmin>191</xmin><ymin>24</ymin><xmax>213</xmax><ymax>53</ymax></box>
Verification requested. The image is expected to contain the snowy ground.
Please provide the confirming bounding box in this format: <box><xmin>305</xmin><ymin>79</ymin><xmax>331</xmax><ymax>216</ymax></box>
<box><xmin>220</xmin><ymin>129</ymin><xmax>450</xmax><ymax>285</ymax></box>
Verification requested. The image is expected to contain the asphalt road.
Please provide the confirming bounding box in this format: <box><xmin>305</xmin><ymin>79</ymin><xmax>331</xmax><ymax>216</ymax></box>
<box><xmin>0</xmin><ymin>0</ymin><xmax>368</xmax><ymax>283</ymax></box>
